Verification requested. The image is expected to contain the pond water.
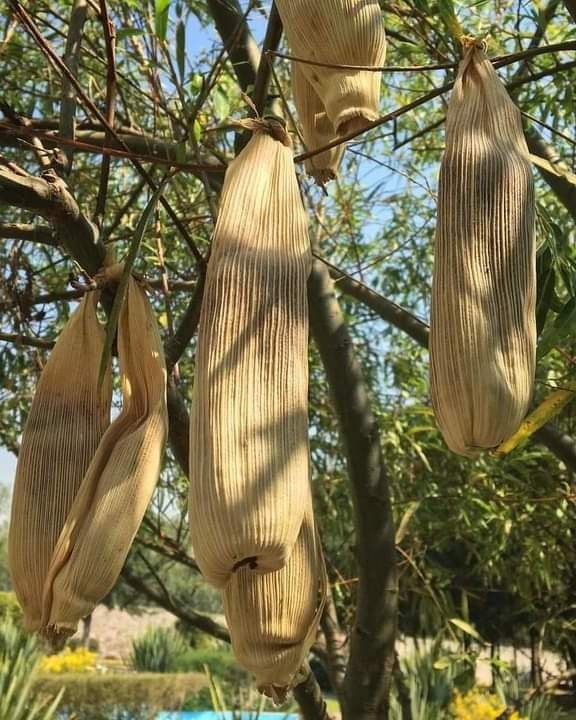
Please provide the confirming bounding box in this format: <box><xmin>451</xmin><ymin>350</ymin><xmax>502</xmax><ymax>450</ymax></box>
<box><xmin>157</xmin><ymin>713</ymin><xmax>298</xmax><ymax>719</ymax></box>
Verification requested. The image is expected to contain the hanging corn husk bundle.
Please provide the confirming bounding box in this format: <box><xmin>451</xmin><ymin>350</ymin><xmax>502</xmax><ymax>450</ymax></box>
<box><xmin>276</xmin><ymin>0</ymin><xmax>386</xmax><ymax>136</ymax></box>
<box><xmin>9</xmin><ymin>294</ymin><xmax>112</xmax><ymax>633</ymax></box>
<box><xmin>292</xmin><ymin>62</ymin><xmax>344</xmax><ymax>184</ymax></box>
<box><xmin>429</xmin><ymin>40</ymin><xmax>536</xmax><ymax>457</ymax></box>
<box><xmin>9</xmin><ymin>277</ymin><xmax>168</xmax><ymax>643</ymax></box>
<box><xmin>188</xmin><ymin>119</ymin><xmax>312</xmax><ymax>589</ymax></box>
<box><xmin>223</xmin><ymin>503</ymin><xmax>326</xmax><ymax>701</ymax></box>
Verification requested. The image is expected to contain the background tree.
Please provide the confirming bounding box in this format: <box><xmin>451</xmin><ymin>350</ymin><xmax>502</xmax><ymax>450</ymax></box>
<box><xmin>0</xmin><ymin>1</ymin><xmax>575</xmax><ymax>718</ymax></box>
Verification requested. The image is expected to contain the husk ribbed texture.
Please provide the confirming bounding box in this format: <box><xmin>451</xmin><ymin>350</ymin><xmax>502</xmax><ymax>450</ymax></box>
<box><xmin>276</xmin><ymin>0</ymin><xmax>386</xmax><ymax>134</ymax></box>
<box><xmin>8</xmin><ymin>294</ymin><xmax>112</xmax><ymax>633</ymax></box>
<box><xmin>188</xmin><ymin>127</ymin><xmax>312</xmax><ymax>589</ymax></box>
<box><xmin>223</xmin><ymin>502</ymin><xmax>326</xmax><ymax>701</ymax></box>
<box><xmin>292</xmin><ymin>62</ymin><xmax>344</xmax><ymax>183</ymax></box>
<box><xmin>430</xmin><ymin>43</ymin><xmax>536</xmax><ymax>457</ymax></box>
<box><xmin>9</xmin><ymin>279</ymin><xmax>168</xmax><ymax>643</ymax></box>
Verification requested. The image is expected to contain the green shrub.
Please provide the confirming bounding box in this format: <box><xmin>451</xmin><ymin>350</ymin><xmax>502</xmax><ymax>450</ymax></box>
<box><xmin>175</xmin><ymin>646</ymin><xmax>249</xmax><ymax>686</ymax></box>
<box><xmin>130</xmin><ymin>626</ymin><xmax>188</xmax><ymax>673</ymax></box>
<box><xmin>34</xmin><ymin>671</ymin><xmax>206</xmax><ymax>720</ymax></box>
<box><xmin>0</xmin><ymin>618</ymin><xmax>62</xmax><ymax>720</ymax></box>
<box><xmin>0</xmin><ymin>591</ymin><xmax>23</xmax><ymax>627</ymax></box>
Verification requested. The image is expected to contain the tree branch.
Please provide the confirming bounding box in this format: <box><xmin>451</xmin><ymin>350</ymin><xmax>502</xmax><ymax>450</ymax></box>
<box><xmin>525</xmin><ymin>126</ymin><xmax>576</xmax><ymax>223</ymax></box>
<box><xmin>205</xmin><ymin>0</ymin><xmax>260</xmax><ymax>92</ymax></box>
<box><xmin>166</xmin><ymin>378</ymin><xmax>190</xmax><ymax>475</ymax></box>
<box><xmin>330</xmin><ymin>263</ymin><xmax>576</xmax><ymax>474</ymax></box>
<box><xmin>59</xmin><ymin>0</ymin><xmax>89</xmax><ymax>172</ymax></box>
<box><xmin>121</xmin><ymin>567</ymin><xmax>230</xmax><ymax>643</ymax></box>
<box><xmin>320</xmin><ymin>589</ymin><xmax>347</xmax><ymax>695</ymax></box>
<box><xmin>0</xmin><ymin>162</ymin><xmax>194</xmax><ymax>478</ymax></box>
<box><xmin>0</xmin><ymin>332</ymin><xmax>54</xmax><ymax>349</ymax></box>
<box><xmin>295</xmin><ymin>48</ymin><xmax>576</xmax><ymax>164</ymax></box>
<box><xmin>8</xmin><ymin>0</ymin><xmax>206</xmax><ymax>267</ymax></box>
<box><xmin>565</xmin><ymin>0</ymin><xmax>576</xmax><ymax>21</ymax></box>
<box><xmin>252</xmin><ymin>3</ymin><xmax>283</xmax><ymax>115</ymax></box>
<box><xmin>0</xmin><ymin>163</ymin><xmax>104</xmax><ymax>274</ymax></box>
<box><xmin>94</xmin><ymin>0</ymin><xmax>117</xmax><ymax>224</ymax></box>
<box><xmin>292</xmin><ymin>666</ymin><xmax>334</xmax><ymax>720</ymax></box>
<box><xmin>165</xmin><ymin>272</ymin><xmax>205</xmax><ymax>371</ymax></box>
<box><xmin>325</xmin><ymin>260</ymin><xmax>429</xmax><ymax>348</ymax></box>
<box><xmin>0</xmin><ymin>120</ymin><xmax>225</xmax><ymax>175</ymax></box>
<box><xmin>308</xmin><ymin>260</ymin><xmax>397</xmax><ymax>719</ymax></box>
<box><xmin>533</xmin><ymin>424</ymin><xmax>576</xmax><ymax>471</ymax></box>
<box><xmin>0</xmin><ymin>222</ymin><xmax>56</xmax><ymax>244</ymax></box>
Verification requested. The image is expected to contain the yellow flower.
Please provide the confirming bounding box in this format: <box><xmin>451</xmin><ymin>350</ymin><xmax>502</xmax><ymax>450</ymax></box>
<box><xmin>40</xmin><ymin>647</ymin><xmax>97</xmax><ymax>674</ymax></box>
<box><xmin>449</xmin><ymin>688</ymin><xmax>527</xmax><ymax>720</ymax></box>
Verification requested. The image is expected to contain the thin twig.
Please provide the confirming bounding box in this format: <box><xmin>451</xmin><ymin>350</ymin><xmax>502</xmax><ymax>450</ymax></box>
<box><xmin>0</xmin><ymin>331</ymin><xmax>54</xmax><ymax>349</ymax></box>
<box><xmin>269</xmin><ymin>39</ymin><xmax>576</xmax><ymax>73</ymax></box>
<box><xmin>94</xmin><ymin>0</ymin><xmax>117</xmax><ymax>225</ymax></box>
<box><xmin>0</xmin><ymin>102</ymin><xmax>52</xmax><ymax>170</ymax></box>
<box><xmin>521</xmin><ymin>111</ymin><xmax>576</xmax><ymax>147</ymax></box>
<box><xmin>8</xmin><ymin>0</ymin><xmax>206</xmax><ymax>268</ymax></box>
<box><xmin>0</xmin><ymin>121</ymin><xmax>226</xmax><ymax>173</ymax></box>
<box><xmin>268</xmin><ymin>48</ymin><xmax>456</xmax><ymax>72</ymax></box>
<box><xmin>295</xmin><ymin>55</ymin><xmax>576</xmax><ymax>163</ymax></box>
<box><xmin>190</xmin><ymin>0</ymin><xmax>257</xmax><ymax>124</ymax></box>
<box><xmin>59</xmin><ymin>0</ymin><xmax>89</xmax><ymax>173</ymax></box>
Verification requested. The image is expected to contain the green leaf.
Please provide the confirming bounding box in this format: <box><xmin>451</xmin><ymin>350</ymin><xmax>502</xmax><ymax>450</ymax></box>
<box><xmin>536</xmin><ymin>247</ymin><xmax>555</xmax><ymax>336</ymax></box>
<box><xmin>98</xmin><ymin>175</ymin><xmax>171</xmax><ymax>386</ymax></box>
<box><xmin>448</xmin><ymin>618</ymin><xmax>485</xmax><ymax>643</ymax></box>
<box><xmin>176</xmin><ymin>19</ymin><xmax>186</xmax><ymax>82</ymax></box>
<box><xmin>496</xmin><ymin>378</ymin><xmax>576</xmax><ymax>456</ymax></box>
<box><xmin>395</xmin><ymin>501</ymin><xmax>420</xmax><ymax>545</ymax></box>
<box><xmin>213</xmin><ymin>87</ymin><xmax>230</xmax><ymax>121</ymax></box>
<box><xmin>189</xmin><ymin>73</ymin><xmax>204</xmax><ymax>95</ymax></box>
<box><xmin>437</xmin><ymin>0</ymin><xmax>463</xmax><ymax>42</ymax></box>
<box><xmin>155</xmin><ymin>0</ymin><xmax>171</xmax><ymax>41</ymax></box>
<box><xmin>537</xmin><ymin>295</ymin><xmax>576</xmax><ymax>359</ymax></box>
<box><xmin>174</xmin><ymin>141</ymin><xmax>187</xmax><ymax>163</ymax></box>
<box><xmin>192</xmin><ymin>118</ymin><xmax>202</xmax><ymax>142</ymax></box>
<box><xmin>116</xmin><ymin>28</ymin><xmax>144</xmax><ymax>41</ymax></box>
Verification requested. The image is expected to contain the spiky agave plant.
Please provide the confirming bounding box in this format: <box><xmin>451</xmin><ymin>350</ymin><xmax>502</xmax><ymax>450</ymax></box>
<box><xmin>0</xmin><ymin>619</ymin><xmax>62</xmax><ymax>720</ymax></box>
<box><xmin>130</xmin><ymin>626</ymin><xmax>188</xmax><ymax>673</ymax></box>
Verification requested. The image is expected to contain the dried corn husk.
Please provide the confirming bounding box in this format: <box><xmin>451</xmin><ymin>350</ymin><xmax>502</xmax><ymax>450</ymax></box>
<box><xmin>430</xmin><ymin>41</ymin><xmax>536</xmax><ymax>457</ymax></box>
<box><xmin>223</xmin><ymin>503</ymin><xmax>327</xmax><ymax>701</ymax></box>
<box><xmin>8</xmin><ymin>293</ymin><xmax>112</xmax><ymax>632</ymax></box>
<box><xmin>42</xmin><ymin>277</ymin><xmax>168</xmax><ymax>643</ymax></box>
<box><xmin>292</xmin><ymin>62</ymin><xmax>344</xmax><ymax>184</ymax></box>
<box><xmin>188</xmin><ymin>120</ymin><xmax>312</xmax><ymax>589</ymax></box>
<box><xmin>276</xmin><ymin>0</ymin><xmax>386</xmax><ymax>135</ymax></box>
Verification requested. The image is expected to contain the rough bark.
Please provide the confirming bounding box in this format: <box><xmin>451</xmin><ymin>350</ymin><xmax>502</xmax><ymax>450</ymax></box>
<box><xmin>292</xmin><ymin>666</ymin><xmax>334</xmax><ymax>720</ymax></box>
<box><xmin>525</xmin><ymin>126</ymin><xmax>576</xmax><ymax>224</ymax></box>
<box><xmin>0</xmin><ymin>165</ymin><xmax>104</xmax><ymax>274</ymax></box>
<box><xmin>320</xmin><ymin>589</ymin><xmax>348</xmax><ymax>695</ymax></box>
<box><xmin>308</xmin><ymin>260</ymin><xmax>398</xmax><ymax>720</ymax></box>
<box><xmin>205</xmin><ymin>0</ymin><xmax>260</xmax><ymax>91</ymax></box>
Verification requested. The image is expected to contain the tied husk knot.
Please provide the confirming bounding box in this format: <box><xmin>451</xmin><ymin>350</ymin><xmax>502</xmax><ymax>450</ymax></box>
<box><xmin>232</xmin><ymin>116</ymin><xmax>292</xmax><ymax>148</ymax></box>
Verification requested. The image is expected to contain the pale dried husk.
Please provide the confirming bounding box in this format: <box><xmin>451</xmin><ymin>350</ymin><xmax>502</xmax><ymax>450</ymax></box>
<box><xmin>9</xmin><ymin>278</ymin><xmax>168</xmax><ymax>643</ymax></box>
<box><xmin>276</xmin><ymin>0</ymin><xmax>386</xmax><ymax>135</ymax></box>
<box><xmin>429</xmin><ymin>42</ymin><xmax>536</xmax><ymax>457</ymax></box>
<box><xmin>188</xmin><ymin>122</ymin><xmax>312</xmax><ymax>589</ymax></box>
<box><xmin>8</xmin><ymin>293</ymin><xmax>112</xmax><ymax>633</ymax></box>
<box><xmin>223</xmin><ymin>503</ymin><xmax>327</xmax><ymax>702</ymax></box>
<box><xmin>42</xmin><ymin>278</ymin><xmax>168</xmax><ymax>643</ymax></box>
<box><xmin>292</xmin><ymin>62</ymin><xmax>344</xmax><ymax>184</ymax></box>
